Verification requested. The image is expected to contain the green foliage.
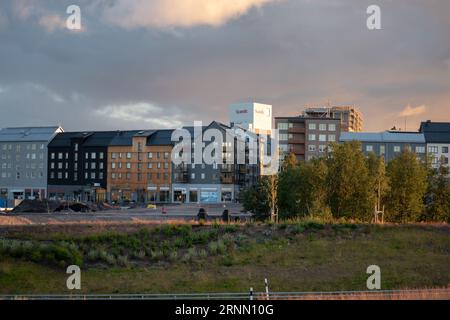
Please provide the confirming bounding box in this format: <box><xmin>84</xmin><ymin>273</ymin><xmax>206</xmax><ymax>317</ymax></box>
<box><xmin>278</xmin><ymin>158</ymin><xmax>330</xmax><ymax>219</ymax></box>
<box><xmin>386</xmin><ymin>147</ymin><xmax>428</xmax><ymax>222</ymax></box>
<box><xmin>326</xmin><ymin>141</ymin><xmax>375</xmax><ymax>220</ymax></box>
<box><xmin>425</xmin><ymin>164</ymin><xmax>450</xmax><ymax>222</ymax></box>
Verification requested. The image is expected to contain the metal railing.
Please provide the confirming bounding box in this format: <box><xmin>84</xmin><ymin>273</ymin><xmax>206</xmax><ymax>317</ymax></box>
<box><xmin>1</xmin><ymin>288</ymin><xmax>449</xmax><ymax>300</ymax></box>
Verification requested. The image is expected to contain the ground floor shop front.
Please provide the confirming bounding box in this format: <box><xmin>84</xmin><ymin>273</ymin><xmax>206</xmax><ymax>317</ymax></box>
<box><xmin>172</xmin><ymin>184</ymin><xmax>238</xmax><ymax>203</ymax></box>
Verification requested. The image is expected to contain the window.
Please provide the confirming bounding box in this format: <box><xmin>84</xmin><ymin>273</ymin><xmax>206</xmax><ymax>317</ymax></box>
<box><xmin>308</xmin><ymin>134</ymin><xmax>316</xmax><ymax>141</ymax></box>
<box><xmin>394</xmin><ymin>146</ymin><xmax>401</xmax><ymax>153</ymax></box>
<box><xmin>126</xmin><ymin>152</ymin><xmax>132</xmax><ymax>159</ymax></box>
<box><xmin>164</xmin><ymin>162</ymin><xmax>169</xmax><ymax>169</ymax></box>
<box><xmin>277</xmin><ymin>122</ymin><xmax>288</xmax><ymax>130</ymax></box>
<box><xmin>58</xmin><ymin>153</ymin><xmax>63</xmax><ymax>160</ymax></box>
<box><xmin>328</xmin><ymin>135</ymin><xmax>336</xmax><ymax>142</ymax></box>
<box><xmin>415</xmin><ymin>146</ymin><xmax>425</xmax><ymax>154</ymax></box>
<box><xmin>191</xmin><ymin>173</ymin><xmax>196</xmax><ymax>179</ymax></box>
<box><xmin>308</xmin><ymin>145</ymin><xmax>316</xmax><ymax>152</ymax></box>
<box><xmin>308</xmin><ymin>123</ymin><xmax>316</xmax><ymax>130</ymax></box>
<box><xmin>91</xmin><ymin>172</ymin><xmax>96</xmax><ymax>179</ymax></box>
<box><xmin>99</xmin><ymin>162</ymin><xmax>104</xmax><ymax>170</ymax></box>
<box><xmin>442</xmin><ymin>146</ymin><xmax>449</xmax><ymax>154</ymax></box>
<box><xmin>319</xmin><ymin>124</ymin><xmax>327</xmax><ymax>131</ymax></box>
<box><xmin>319</xmin><ymin>145</ymin><xmax>327</xmax><ymax>153</ymax></box>
<box><xmin>380</xmin><ymin>145</ymin><xmax>386</xmax><ymax>155</ymax></box>
<box><xmin>112</xmin><ymin>153</ymin><xmax>117</xmax><ymax>159</ymax></box>
<box><xmin>319</xmin><ymin>134</ymin><xmax>327</xmax><ymax>142</ymax></box>
<box><xmin>74</xmin><ymin>163</ymin><xmax>78</xmax><ymax>171</ymax></box>
<box><xmin>99</xmin><ymin>172</ymin><xmax>104</xmax><ymax>179</ymax></box>
<box><xmin>74</xmin><ymin>153</ymin><xmax>78</xmax><ymax>161</ymax></box>
<box><xmin>328</xmin><ymin>124</ymin><xmax>336</xmax><ymax>131</ymax></box>
<box><xmin>58</xmin><ymin>162</ymin><xmax>63</xmax><ymax>169</ymax></box>
<box><xmin>74</xmin><ymin>143</ymin><xmax>78</xmax><ymax>151</ymax></box>
<box><xmin>99</xmin><ymin>152</ymin><xmax>104</xmax><ymax>159</ymax></box>
<box><xmin>157</xmin><ymin>162</ymin><xmax>161</xmax><ymax>169</ymax></box>
<box><xmin>85</xmin><ymin>152</ymin><xmax>89</xmax><ymax>159</ymax></box>
<box><xmin>428</xmin><ymin>146</ymin><xmax>438</xmax><ymax>154</ymax></box>
<box><xmin>57</xmin><ymin>172</ymin><xmax>62</xmax><ymax>179</ymax></box>
<box><xmin>51</xmin><ymin>153</ymin><xmax>55</xmax><ymax>160</ymax></box>
<box><xmin>126</xmin><ymin>163</ymin><xmax>131</xmax><ymax>169</ymax></box>
<box><xmin>201</xmin><ymin>173</ymin><xmax>205</xmax><ymax>179</ymax></box>
<box><xmin>366</xmin><ymin>145</ymin><xmax>374</xmax><ymax>152</ymax></box>
<box><xmin>279</xmin><ymin>133</ymin><xmax>288</xmax><ymax>141</ymax></box>
<box><xmin>442</xmin><ymin>157</ymin><xmax>449</xmax><ymax>165</ymax></box>
<box><xmin>91</xmin><ymin>162</ymin><xmax>96</xmax><ymax>170</ymax></box>
<box><xmin>164</xmin><ymin>152</ymin><xmax>169</xmax><ymax>159</ymax></box>
<box><xmin>51</xmin><ymin>162</ymin><xmax>55</xmax><ymax>169</ymax></box>
<box><xmin>111</xmin><ymin>162</ymin><xmax>116</xmax><ymax>169</ymax></box>
<box><xmin>112</xmin><ymin>173</ymin><xmax>116</xmax><ymax>179</ymax></box>
<box><xmin>50</xmin><ymin>172</ymin><xmax>55</xmax><ymax>179</ymax></box>
<box><xmin>147</xmin><ymin>173</ymin><xmax>152</xmax><ymax>180</ymax></box>
<box><xmin>148</xmin><ymin>152</ymin><xmax>153</xmax><ymax>159</ymax></box>
<box><xmin>91</xmin><ymin>153</ymin><xmax>96</xmax><ymax>159</ymax></box>
<box><xmin>147</xmin><ymin>163</ymin><xmax>153</xmax><ymax>169</ymax></box>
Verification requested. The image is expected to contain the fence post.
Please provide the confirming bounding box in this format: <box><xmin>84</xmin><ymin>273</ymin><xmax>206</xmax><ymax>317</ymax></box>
<box><xmin>249</xmin><ymin>287</ymin><xmax>253</xmax><ymax>301</ymax></box>
<box><xmin>264</xmin><ymin>278</ymin><xmax>269</xmax><ymax>300</ymax></box>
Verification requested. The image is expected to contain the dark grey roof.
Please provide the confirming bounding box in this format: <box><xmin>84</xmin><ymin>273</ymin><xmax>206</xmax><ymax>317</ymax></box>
<box><xmin>419</xmin><ymin>122</ymin><xmax>450</xmax><ymax>143</ymax></box>
<box><xmin>109</xmin><ymin>130</ymin><xmax>143</xmax><ymax>146</ymax></box>
<box><xmin>0</xmin><ymin>126</ymin><xmax>62</xmax><ymax>142</ymax></box>
<box><xmin>82</xmin><ymin>131</ymin><xmax>121</xmax><ymax>147</ymax></box>
<box><xmin>48</xmin><ymin>132</ymin><xmax>93</xmax><ymax>147</ymax></box>
<box><xmin>147</xmin><ymin>129</ymin><xmax>174</xmax><ymax>145</ymax></box>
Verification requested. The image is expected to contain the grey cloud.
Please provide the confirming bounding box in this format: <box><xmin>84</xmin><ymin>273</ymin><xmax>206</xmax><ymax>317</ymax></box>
<box><xmin>0</xmin><ymin>0</ymin><xmax>449</xmax><ymax>132</ymax></box>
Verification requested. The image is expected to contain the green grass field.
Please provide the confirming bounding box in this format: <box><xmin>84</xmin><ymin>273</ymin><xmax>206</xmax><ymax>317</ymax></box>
<box><xmin>0</xmin><ymin>222</ymin><xmax>449</xmax><ymax>294</ymax></box>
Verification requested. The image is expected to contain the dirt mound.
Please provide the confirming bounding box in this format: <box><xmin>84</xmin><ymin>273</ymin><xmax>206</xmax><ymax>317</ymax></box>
<box><xmin>11</xmin><ymin>199</ymin><xmax>61</xmax><ymax>213</ymax></box>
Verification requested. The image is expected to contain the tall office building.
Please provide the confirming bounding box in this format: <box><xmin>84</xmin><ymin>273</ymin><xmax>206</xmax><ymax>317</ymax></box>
<box><xmin>303</xmin><ymin>105</ymin><xmax>363</xmax><ymax>132</ymax></box>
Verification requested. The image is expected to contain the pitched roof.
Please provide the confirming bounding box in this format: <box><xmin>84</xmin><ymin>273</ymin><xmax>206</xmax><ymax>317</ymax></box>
<box><xmin>0</xmin><ymin>126</ymin><xmax>62</xmax><ymax>142</ymax></box>
<box><xmin>340</xmin><ymin>131</ymin><xmax>425</xmax><ymax>143</ymax></box>
<box><xmin>419</xmin><ymin>121</ymin><xmax>450</xmax><ymax>143</ymax></box>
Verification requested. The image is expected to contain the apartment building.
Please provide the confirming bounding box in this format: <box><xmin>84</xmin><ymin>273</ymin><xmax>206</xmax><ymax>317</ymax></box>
<box><xmin>47</xmin><ymin>131</ymin><xmax>116</xmax><ymax>202</ymax></box>
<box><xmin>303</xmin><ymin>105</ymin><xmax>363</xmax><ymax>132</ymax></box>
<box><xmin>107</xmin><ymin>130</ymin><xmax>173</xmax><ymax>203</ymax></box>
<box><xmin>340</xmin><ymin>131</ymin><xmax>427</xmax><ymax>163</ymax></box>
<box><xmin>419</xmin><ymin>121</ymin><xmax>450</xmax><ymax>169</ymax></box>
<box><xmin>172</xmin><ymin>121</ymin><xmax>260</xmax><ymax>203</ymax></box>
<box><xmin>275</xmin><ymin>117</ymin><xmax>341</xmax><ymax>162</ymax></box>
<box><xmin>0</xmin><ymin>126</ymin><xmax>63</xmax><ymax>201</ymax></box>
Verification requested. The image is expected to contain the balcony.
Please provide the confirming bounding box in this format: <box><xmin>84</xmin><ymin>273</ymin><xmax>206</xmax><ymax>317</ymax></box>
<box><xmin>220</xmin><ymin>175</ymin><xmax>234</xmax><ymax>184</ymax></box>
<box><xmin>174</xmin><ymin>164</ymin><xmax>189</xmax><ymax>183</ymax></box>
<box><xmin>290</xmin><ymin>146</ymin><xmax>305</xmax><ymax>155</ymax></box>
<box><xmin>288</xmin><ymin>134</ymin><xmax>305</xmax><ymax>144</ymax></box>
<box><xmin>288</xmin><ymin>126</ymin><xmax>305</xmax><ymax>134</ymax></box>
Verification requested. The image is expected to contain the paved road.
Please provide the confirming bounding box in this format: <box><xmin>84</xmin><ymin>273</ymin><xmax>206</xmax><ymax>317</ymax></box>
<box><xmin>3</xmin><ymin>203</ymin><xmax>252</xmax><ymax>224</ymax></box>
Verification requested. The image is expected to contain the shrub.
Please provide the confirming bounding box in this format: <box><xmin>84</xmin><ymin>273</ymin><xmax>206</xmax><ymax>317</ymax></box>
<box><xmin>198</xmin><ymin>249</ymin><xmax>208</xmax><ymax>258</ymax></box>
<box><xmin>117</xmin><ymin>255</ymin><xmax>129</xmax><ymax>267</ymax></box>
<box><xmin>150</xmin><ymin>250</ymin><xmax>163</xmax><ymax>261</ymax></box>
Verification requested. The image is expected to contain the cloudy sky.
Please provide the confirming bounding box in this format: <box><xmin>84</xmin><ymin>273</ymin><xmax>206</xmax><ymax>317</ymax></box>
<box><xmin>0</xmin><ymin>0</ymin><xmax>449</xmax><ymax>131</ymax></box>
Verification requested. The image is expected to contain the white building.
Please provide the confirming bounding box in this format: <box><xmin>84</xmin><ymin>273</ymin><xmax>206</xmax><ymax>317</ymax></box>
<box><xmin>229</xmin><ymin>102</ymin><xmax>272</xmax><ymax>134</ymax></box>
